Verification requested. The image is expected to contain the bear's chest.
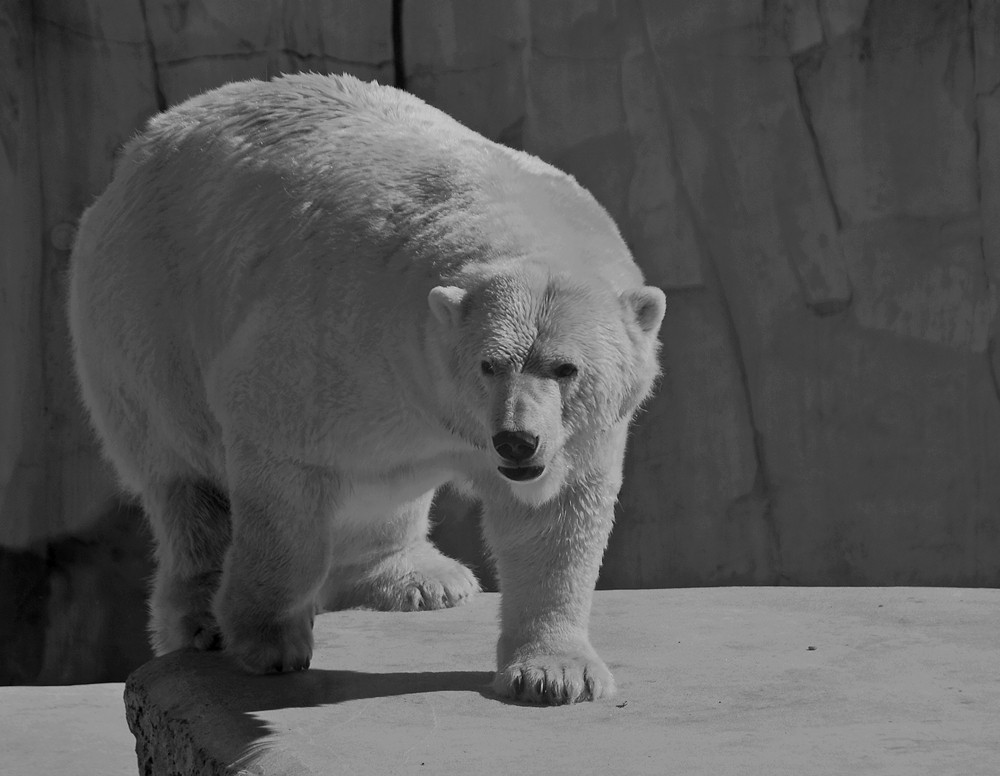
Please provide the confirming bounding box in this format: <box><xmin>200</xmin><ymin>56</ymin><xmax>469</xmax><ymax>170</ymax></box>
<box><xmin>334</xmin><ymin>459</ymin><xmax>456</xmax><ymax>528</ymax></box>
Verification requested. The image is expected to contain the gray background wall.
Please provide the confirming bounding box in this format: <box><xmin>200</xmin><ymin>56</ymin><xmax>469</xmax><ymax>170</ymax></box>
<box><xmin>2</xmin><ymin>0</ymin><xmax>999</xmax><ymax>683</ymax></box>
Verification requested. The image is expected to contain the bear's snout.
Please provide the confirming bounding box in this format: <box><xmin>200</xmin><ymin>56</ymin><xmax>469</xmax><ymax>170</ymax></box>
<box><xmin>493</xmin><ymin>430</ymin><xmax>545</xmax><ymax>483</ymax></box>
<box><xmin>492</xmin><ymin>430</ymin><xmax>539</xmax><ymax>463</ymax></box>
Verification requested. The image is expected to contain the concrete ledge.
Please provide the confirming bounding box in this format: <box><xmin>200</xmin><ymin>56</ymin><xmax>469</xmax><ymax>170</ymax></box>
<box><xmin>124</xmin><ymin>588</ymin><xmax>1000</xmax><ymax>775</ymax></box>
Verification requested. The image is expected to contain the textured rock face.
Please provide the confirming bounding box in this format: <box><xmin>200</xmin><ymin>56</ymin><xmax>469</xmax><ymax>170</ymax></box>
<box><xmin>2</xmin><ymin>0</ymin><xmax>1000</xmax><ymax>682</ymax></box>
<box><xmin>406</xmin><ymin>0</ymin><xmax>1000</xmax><ymax>587</ymax></box>
<box><xmin>143</xmin><ymin>0</ymin><xmax>394</xmax><ymax>105</ymax></box>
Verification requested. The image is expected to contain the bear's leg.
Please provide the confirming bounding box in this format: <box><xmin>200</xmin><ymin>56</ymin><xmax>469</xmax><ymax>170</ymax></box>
<box><xmin>213</xmin><ymin>438</ymin><xmax>334</xmax><ymax>673</ymax></box>
<box><xmin>483</xmin><ymin>488</ymin><xmax>616</xmax><ymax>704</ymax></box>
<box><xmin>480</xmin><ymin>429</ymin><xmax>627</xmax><ymax>705</ymax></box>
<box><xmin>320</xmin><ymin>491</ymin><xmax>480</xmax><ymax>612</ymax></box>
<box><xmin>144</xmin><ymin>478</ymin><xmax>231</xmax><ymax>656</ymax></box>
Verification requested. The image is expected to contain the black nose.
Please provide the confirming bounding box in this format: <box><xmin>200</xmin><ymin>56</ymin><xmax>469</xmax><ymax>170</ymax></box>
<box><xmin>492</xmin><ymin>430</ymin><xmax>539</xmax><ymax>463</ymax></box>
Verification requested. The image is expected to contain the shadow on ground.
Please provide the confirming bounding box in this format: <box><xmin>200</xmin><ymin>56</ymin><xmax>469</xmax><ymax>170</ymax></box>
<box><xmin>237</xmin><ymin>666</ymin><xmax>497</xmax><ymax>710</ymax></box>
<box><xmin>126</xmin><ymin>649</ymin><xmax>498</xmax><ymax>773</ymax></box>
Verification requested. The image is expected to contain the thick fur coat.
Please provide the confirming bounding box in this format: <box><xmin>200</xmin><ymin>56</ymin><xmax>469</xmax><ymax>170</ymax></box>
<box><xmin>68</xmin><ymin>74</ymin><xmax>665</xmax><ymax>704</ymax></box>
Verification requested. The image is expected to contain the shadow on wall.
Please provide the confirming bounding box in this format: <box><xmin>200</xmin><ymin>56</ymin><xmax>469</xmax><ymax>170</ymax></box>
<box><xmin>429</xmin><ymin>490</ymin><xmax>498</xmax><ymax>593</ymax></box>
<box><xmin>0</xmin><ymin>502</ymin><xmax>154</xmax><ymax>685</ymax></box>
<box><xmin>0</xmin><ymin>491</ymin><xmax>489</xmax><ymax>686</ymax></box>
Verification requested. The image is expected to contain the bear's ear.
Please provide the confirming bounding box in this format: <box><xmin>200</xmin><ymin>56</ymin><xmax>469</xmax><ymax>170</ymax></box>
<box><xmin>428</xmin><ymin>286</ymin><xmax>467</xmax><ymax>328</ymax></box>
<box><xmin>624</xmin><ymin>286</ymin><xmax>666</xmax><ymax>335</ymax></box>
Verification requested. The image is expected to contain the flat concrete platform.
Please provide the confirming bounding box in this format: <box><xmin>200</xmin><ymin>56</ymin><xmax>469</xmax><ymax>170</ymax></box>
<box><xmin>4</xmin><ymin>588</ymin><xmax>997</xmax><ymax>775</ymax></box>
<box><xmin>118</xmin><ymin>588</ymin><xmax>1000</xmax><ymax>776</ymax></box>
<box><xmin>0</xmin><ymin>682</ymin><xmax>136</xmax><ymax>776</ymax></box>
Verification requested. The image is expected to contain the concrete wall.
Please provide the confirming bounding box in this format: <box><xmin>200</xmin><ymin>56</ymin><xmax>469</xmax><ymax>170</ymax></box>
<box><xmin>2</xmin><ymin>0</ymin><xmax>999</xmax><ymax>681</ymax></box>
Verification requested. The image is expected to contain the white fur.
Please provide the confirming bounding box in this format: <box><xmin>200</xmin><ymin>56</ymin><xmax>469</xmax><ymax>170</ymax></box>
<box><xmin>67</xmin><ymin>74</ymin><xmax>665</xmax><ymax>703</ymax></box>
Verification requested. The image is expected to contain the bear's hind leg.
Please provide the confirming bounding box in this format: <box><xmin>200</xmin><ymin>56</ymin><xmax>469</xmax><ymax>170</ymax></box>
<box><xmin>145</xmin><ymin>478</ymin><xmax>231</xmax><ymax>656</ymax></box>
<box><xmin>320</xmin><ymin>491</ymin><xmax>480</xmax><ymax>612</ymax></box>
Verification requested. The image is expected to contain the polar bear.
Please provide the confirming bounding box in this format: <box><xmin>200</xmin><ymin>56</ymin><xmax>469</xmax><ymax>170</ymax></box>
<box><xmin>68</xmin><ymin>74</ymin><xmax>665</xmax><ymax>704</ymax></box>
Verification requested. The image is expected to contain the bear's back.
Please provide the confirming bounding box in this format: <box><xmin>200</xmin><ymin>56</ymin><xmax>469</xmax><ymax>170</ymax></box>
<box><xmin>75</xmin><ymin>74</ymin><xmax>644</xmax><ymax>365</ymax></box>
<box><xmin>114</xmin><ymin>74</ymin><xmax>638</xmax><ymax>290</ymax></box>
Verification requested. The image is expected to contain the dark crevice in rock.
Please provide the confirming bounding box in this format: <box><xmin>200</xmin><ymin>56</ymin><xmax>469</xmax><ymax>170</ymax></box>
<box><xmin>407</xmin><ymin>59</ymin><xmax>512</xmax><ymax>79</ymax></box>
<box><xmin>137</xmin><ymin>0</ymin><xmax>166</xmax><ymax>111</ymax></box>
<box><xmin>158</xmin><ymin>50</ymin><xmax>392</xmax><ymax>70</ymax></box>
<box><xmin>32</xmin><ymin>15</ymin><xmax>147</xmax><ymax>47</ymax></box>
<box><xmin>708</xmin><ymin>264</ymin><xmax>785</xmax><ymax>584</ymax></box>
<box><xmin>989</xmin><ymin>339</ymin><xmax>1000</xmax><ymax>408</ymax></box>
<box><xmin>628</xmin><ymin>0</ymin><xmax>704</xmax><ymax>287</ymax></box>
<box><xmin>968</xmin><ymin>0</ymin><xmax>991</xmax><ymax>293</ymax></box>
<box><xmin>711</xmin><ymin>228</ymin><xmax>786</xmax><ymax>579</ymax></box>
<box><xmin>790</xmin><ymin>47</ymin><xmax>855</xmax><ymax>319</ymax></box>
<box><xmin>791</xmin><ymin>47</ymin><xmax>842</xmax><ymax>231</ymax></box>
<box><xmin>805</xmin><ymin>296</ymin><xmax>853</xmax><ymax>317</ymax></box>
<box><xmin>392</xmin><ymin>0</ymin><xmax>406</xmax><ymax>90</ymax></box>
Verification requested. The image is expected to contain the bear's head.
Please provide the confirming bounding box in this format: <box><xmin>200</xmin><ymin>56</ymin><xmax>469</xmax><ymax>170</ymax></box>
<box><xmin>428</xmin><ymin>266</ymin><xmax>665</xmax><ymax>505</ymax></box>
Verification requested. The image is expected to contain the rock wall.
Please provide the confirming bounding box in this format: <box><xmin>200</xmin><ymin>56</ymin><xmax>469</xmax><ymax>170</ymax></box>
<box><xmin>404</xmin><ymin>0</ymin><xmax>1000</xmax><ymax>588</ymax></box>
<box><xmin>1</xmin><ymin>0</ymin><xmax>999</xmax><ymax>681</ymax></box>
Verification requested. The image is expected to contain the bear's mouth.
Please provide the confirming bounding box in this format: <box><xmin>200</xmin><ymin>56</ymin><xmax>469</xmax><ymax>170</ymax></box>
<box><xmin>497</xmin><ymin>465</ymin><xmax>545</xmax><ymax>482</ymax></box>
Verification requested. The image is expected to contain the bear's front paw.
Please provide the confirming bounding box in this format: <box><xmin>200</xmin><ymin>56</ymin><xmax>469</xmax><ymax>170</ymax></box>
<box><xmin>493</xmin><ymin>650</ymin><xmax>616</xmax><ymax>705</ymax></box>
<box><xmin>222</xmin><ymin>611</ymin><xmax>315</xmax><ymax>674</ymax></box>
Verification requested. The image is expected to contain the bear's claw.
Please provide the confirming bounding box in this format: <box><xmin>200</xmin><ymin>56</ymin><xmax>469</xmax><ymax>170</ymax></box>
<box><xmin>493</xmin><ymin>652</ymin><xmax>615</xmax><ymax>705</ymax></box>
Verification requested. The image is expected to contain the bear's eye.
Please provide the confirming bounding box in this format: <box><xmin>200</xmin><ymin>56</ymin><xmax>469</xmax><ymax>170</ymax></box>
<box><xmin>480</xmin><ymin>360</ymin><xmax>495</xmax><ymax>376</ymax></box>
<box><xmin>554</xmin><ymin>362</ymin><xmax>578</xmax><ymax>380</ymax></box>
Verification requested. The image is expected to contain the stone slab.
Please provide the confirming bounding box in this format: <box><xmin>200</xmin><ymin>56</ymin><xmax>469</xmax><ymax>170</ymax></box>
<box><xmin>124</xmin><ymin>588</ymin><xmax>1000</xmax><ymax>776</ymax></box>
